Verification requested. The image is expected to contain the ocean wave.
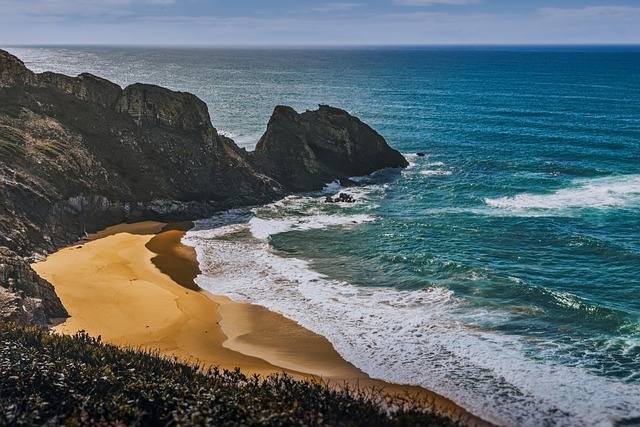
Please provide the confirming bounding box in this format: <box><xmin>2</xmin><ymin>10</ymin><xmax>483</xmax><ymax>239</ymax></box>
<box><xmin>249</xmin><ymin>213</ymin><xmax>374</xmax><ymax>240</ymax></box>
<box><xmin>485</xmin><ymin>174</ymin><xmax>640</xmax><ymax>211</ymax></box>
<box><xmin>420</xmin><ymin>169</ymin><xmax>453</xmax><ymax>176</ymax></box>
<box><xmin>183</xmin><ymin>198</ymin><xmax>640</xmax><ymax>427</ymax></box>
<box><xmin>322</xmin><ymin>180</ymin><xmax>342</xmax><ymax>193</ymax></box>
<box><xmin>401</xmin><ymin>154</ymin><xmax>453</xmax><ymax>177</ymax></box>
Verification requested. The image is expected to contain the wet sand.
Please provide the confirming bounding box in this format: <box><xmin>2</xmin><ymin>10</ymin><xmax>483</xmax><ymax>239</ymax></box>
<box><xmin>32</xmin><ymin>221</ymin><xmax>490</xmax><ymax>426</ymax></box>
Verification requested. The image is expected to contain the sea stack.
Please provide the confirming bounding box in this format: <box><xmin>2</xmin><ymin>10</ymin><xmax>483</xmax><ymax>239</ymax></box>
<box><xmin>250</xmin><ymin>105</ymin><xmax>409</xmax><ymax>192</ymax></box>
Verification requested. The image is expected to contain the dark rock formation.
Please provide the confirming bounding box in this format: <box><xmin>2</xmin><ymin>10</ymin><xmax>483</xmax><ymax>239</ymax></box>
<box><xmin>0</xmin><ymin>287</ymin><xmax>47</xmax><ymax>327</ymax></box>
<box><xmin>0</xmin><ymin>49</ymin><xmax>407</xmax><ymax>326</ymax></box>
<box><xmin>324</xmin><ymin>193</ymin><xmax>356</xmax><ymax>204</ymax></box>
<box><xmin>0</xmin><ymin>49</ymin><xmax>284</xmax><ymax>254</ymax></box>
<box><xmin>0</xmin><ymin>50</ymin><xmax>36</xmax><ymax>87</ymax></box>
<box><xmin>249</xmin><ymin>105</ymin><xmax>408</xmax><ymax>192</ymax></box>
<box><xmin>0</xmin><ymin>247</ymin><xmax>66</xmax><ymax>326</ymax></box>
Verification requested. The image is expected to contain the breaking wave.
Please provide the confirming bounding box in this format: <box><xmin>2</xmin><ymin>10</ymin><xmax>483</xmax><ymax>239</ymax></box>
<box><xmin>485</xmin><ymin>174</ymin><xmax>640</xmax><ymax>211</ymax></box>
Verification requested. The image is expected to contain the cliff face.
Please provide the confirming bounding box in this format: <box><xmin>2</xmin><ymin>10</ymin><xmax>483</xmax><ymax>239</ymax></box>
<box><xmin>0</xmin><ymin>247</ymin><xmax>65</xmax><ymax>323</ymax></box>
<box><xmin>0</xmin><ymin>50</ymin><xmax>283</xmax><ymax>256</ymax></box>
<box><xmin>0</xmin><ymin>49</ymin><xmax>407</xmax><ymax>327</ymax></box>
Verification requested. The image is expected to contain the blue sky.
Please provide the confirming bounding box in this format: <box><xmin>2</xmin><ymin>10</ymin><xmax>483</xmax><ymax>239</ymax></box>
<box><xmin>1</xmin><ymin>0</ymin><xmax>639</xmax><ymax>45</ymax></box>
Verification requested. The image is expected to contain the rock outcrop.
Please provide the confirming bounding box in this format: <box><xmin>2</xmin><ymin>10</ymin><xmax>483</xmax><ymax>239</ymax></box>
<box><xmin>0</xmin><ymin>247</ymin><xmax>65</xmax><ymax>326</ymax></box>
<box><xmin>0</xmin><ymin>49</ymin><xmax>407</xmax><ymax>327</ymax></box>
<box><xmin>250</xmin><ymin>105</ymin><xmax>408</xmax><ymax>192</ymax></box>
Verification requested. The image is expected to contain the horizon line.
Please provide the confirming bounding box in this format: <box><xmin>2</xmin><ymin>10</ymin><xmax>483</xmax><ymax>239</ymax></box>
<box><xmin>4</xmin><ymin>42</ymin><xmax>640</xmax><ymax>49</ymax></box>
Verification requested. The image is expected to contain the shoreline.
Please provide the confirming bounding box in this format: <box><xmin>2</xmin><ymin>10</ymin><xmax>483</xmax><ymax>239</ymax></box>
<box><xmin>32</xmin><ymin>221</ymin><xmax>491</xmax><ymax>426</ymax></box>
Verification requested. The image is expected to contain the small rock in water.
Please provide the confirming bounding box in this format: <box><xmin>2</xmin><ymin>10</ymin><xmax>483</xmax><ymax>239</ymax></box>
<box><xmin>416</xmin><ymin>152</ymin><xmax>426</xmax><ymax>157</ymax></box>
<box><xmin>324</xmin><ymin>192</ymin><xmax>356</xmax><ymax>203</ymax></box>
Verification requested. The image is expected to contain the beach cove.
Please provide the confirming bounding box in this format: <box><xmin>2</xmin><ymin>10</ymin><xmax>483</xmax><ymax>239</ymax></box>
<box><xmin>31</xmin><ymin>221</ymin><xmax>487</xmax><ymax>426</ymax></box>
<box><xmin>4</xmin><ymin>45</ymin><xmax>640</xmax><ymax>426</ymax></box>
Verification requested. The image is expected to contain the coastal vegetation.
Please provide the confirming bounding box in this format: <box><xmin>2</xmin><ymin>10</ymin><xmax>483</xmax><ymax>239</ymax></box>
<box><xmin>0</xmin><ymin>322</ymin><xmax>458</xmax><ymax>426</ymax></box>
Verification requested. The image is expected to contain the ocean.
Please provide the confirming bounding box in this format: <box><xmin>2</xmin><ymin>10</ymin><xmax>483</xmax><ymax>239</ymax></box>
<box><xmin>5</xmin><ymin>45</ymin><xmax>640</xmax><ymax>427</ymax></box>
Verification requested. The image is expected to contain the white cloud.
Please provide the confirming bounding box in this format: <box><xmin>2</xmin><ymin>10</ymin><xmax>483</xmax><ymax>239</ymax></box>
<box><xmin>45</xmin><ymin>0</ymin><xmax>174</xmax><ymax>4</ymax></box>
<box><xmin>393</xmin><ymin>0</ymin><xmax>480</xmax><ymax>6</ymax></box>
<box><xmin>539</xmin><ymin>6</ymin><xmax>640</xmax><ymax>20</ymax></box>
<box><xmin>0</xmin><ymin>0</ymin><xmax>173</xmax><ymax>16</ymax></box>
<box><xmin>0</xmin><ymin>0</ymin><xmax>177</xmax><ymax>25</ymax></box>
<box><xmin>1</xmin><ymin>1</ymin><xmax>640</xmax><ymax>45</ymax></box>
<box><xmin>528</xmin><ymin>6</ymin><xmax>640</xmax><ymax>43</ymax></box>
<box><xmin>312</xmin><ymin>3</ymin><xmax>364</xmax><ymax>12</ymax></box>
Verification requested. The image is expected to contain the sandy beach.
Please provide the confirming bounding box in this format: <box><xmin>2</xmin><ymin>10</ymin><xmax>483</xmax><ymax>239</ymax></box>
<box><xmin>32</xmin><ymin>222</ymin><xmax>489</xmax><ymax>426</ymax></box>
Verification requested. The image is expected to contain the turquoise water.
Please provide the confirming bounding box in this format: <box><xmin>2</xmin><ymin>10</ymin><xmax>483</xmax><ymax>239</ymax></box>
<box><xmin>7</xmin><ymin>45</ymin><xmax>640</xmax><ymax>426</ymax></box>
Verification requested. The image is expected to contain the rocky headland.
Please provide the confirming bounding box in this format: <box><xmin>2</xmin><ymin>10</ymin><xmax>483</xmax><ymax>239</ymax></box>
<box><xmin>0</xmin><ymin>49</ymin><xmax>408</xmax><ymax>327</ymax></box>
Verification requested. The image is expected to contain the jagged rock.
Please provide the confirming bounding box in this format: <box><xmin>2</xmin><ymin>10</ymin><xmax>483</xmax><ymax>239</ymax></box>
<box><xmin>0</xmin><ymin>287</ymin><xmax>48</xmax><ymax>328</ymax></box>
<box><xmin>0</xmin><ymin>50</ymin><xmax>36</xmax><ymax>87</ymax></box>
<box><xmin>250</xmin><ymin>105</ymin><xmax>408</xmax><ymax>192</ymax></box>
<box><xmin>0</xmin><ymin>49</ymin><xmax>408</xmax><ymax>326</ymax></box>
<box><xmin>38</xmin><ymin>72</ymin><xmax>122</xmax><ymax>107</ymax></box>
<box><xmin>0</xmin><ymin>247</ymin><xmax>67</xmax><ymax>323</ymax></box>
<box><xmin>115</xmin><ymin>83</ymin><xmax>212</xmax><ymax>130</ymax></box>
<box><xmin>0</xmin><ymin>48</ymin><xmax>285</xmax><ymax>257</ymax></box>
<box><xmin>324</xmin><ymin>193</ymin><xmax>356</xmax><ymax>204</ymax></box>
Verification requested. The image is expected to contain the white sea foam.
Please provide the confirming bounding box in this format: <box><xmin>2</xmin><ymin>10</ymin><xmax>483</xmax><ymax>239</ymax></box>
<box><xmin>218</xmin><ymin>129</ymin><xmax>263</xmax><ymax>150</ymax></box>
<box><xmin>249</xmin><ymin>213</ymin><xmax>374</xmax><ymax>240</ymax></box>
<box><xmin>428</xmin><ymin>161</ymin><xmax>446</xmax><ymax>167</ymax></box>
<box><xmin>402</xmin><ymin>153</ymin><xmax>420</xmax><ymax>168</ymax></box>
<box><xmin>420</xmin><ymin>169</ymin><xmax>453</xmax><ymax>176</ymax></box>
<box><xmin>404</xmin><ymin>154</ymin><xmax>453</xmax><ymax>177</ymax></box>
<box><xmin>184</xmin><ymin>197</ymin><xmax>640</xmax><ymax>427</ymax></box>
<box><xmin>485</xmin><ymin>174</ymin><xmax>640</xmax><ymax>211</ymax></box>
<box><xmin>322</xmin><ymin>180</ymin><xmax>342</xmax><ymax>193</ymax></box>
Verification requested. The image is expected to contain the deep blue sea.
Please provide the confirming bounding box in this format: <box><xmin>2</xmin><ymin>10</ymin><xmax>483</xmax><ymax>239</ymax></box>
<box><xmin>6</xmin><ymin>45</ymin><xmax>640</xmax><ymax>427</ymax></box>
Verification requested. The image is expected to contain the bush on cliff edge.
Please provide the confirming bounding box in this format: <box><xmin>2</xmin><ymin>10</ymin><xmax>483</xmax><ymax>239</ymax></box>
<box><xmin>0</xmin><ymin>322</ymin><xmax>458</xmax><ymax>426</ymax></box>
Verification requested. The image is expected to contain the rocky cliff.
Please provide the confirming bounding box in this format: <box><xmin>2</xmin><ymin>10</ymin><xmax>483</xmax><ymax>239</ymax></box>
<box><xmin>0</xmin><ymin>49</ymin><xmax>407</xmax><ymax>327</ymax></box>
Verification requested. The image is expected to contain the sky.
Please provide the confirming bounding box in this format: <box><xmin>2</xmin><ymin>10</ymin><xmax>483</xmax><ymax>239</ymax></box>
<box><xmin>1</xmin><ymin>0</ymin><xmax>639</xmax><ymax>46</ymax></box>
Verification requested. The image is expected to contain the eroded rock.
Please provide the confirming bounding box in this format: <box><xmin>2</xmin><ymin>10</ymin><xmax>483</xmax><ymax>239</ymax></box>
<box><xmin>250</xmin><ymin>105</ymin><xmax>408</xmax><ymax>192</ymax></box>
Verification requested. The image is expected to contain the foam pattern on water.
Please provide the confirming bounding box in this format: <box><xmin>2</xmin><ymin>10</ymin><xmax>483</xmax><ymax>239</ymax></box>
<box><xmin>485</xmin><ymin>175</ymin><xmax>640</xmax><ymax>211</ymax></box>
<box><xmin>184</xmin><ymin>196</ymin><xmax>640</xmax><ymax>427</ymax></box>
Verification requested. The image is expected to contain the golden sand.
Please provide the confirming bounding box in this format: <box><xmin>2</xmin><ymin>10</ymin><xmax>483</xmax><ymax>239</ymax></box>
<box><xmin>32</xmin><ymin>222</ymin><xmax>490</xmax><ymax>426</ymax></box>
